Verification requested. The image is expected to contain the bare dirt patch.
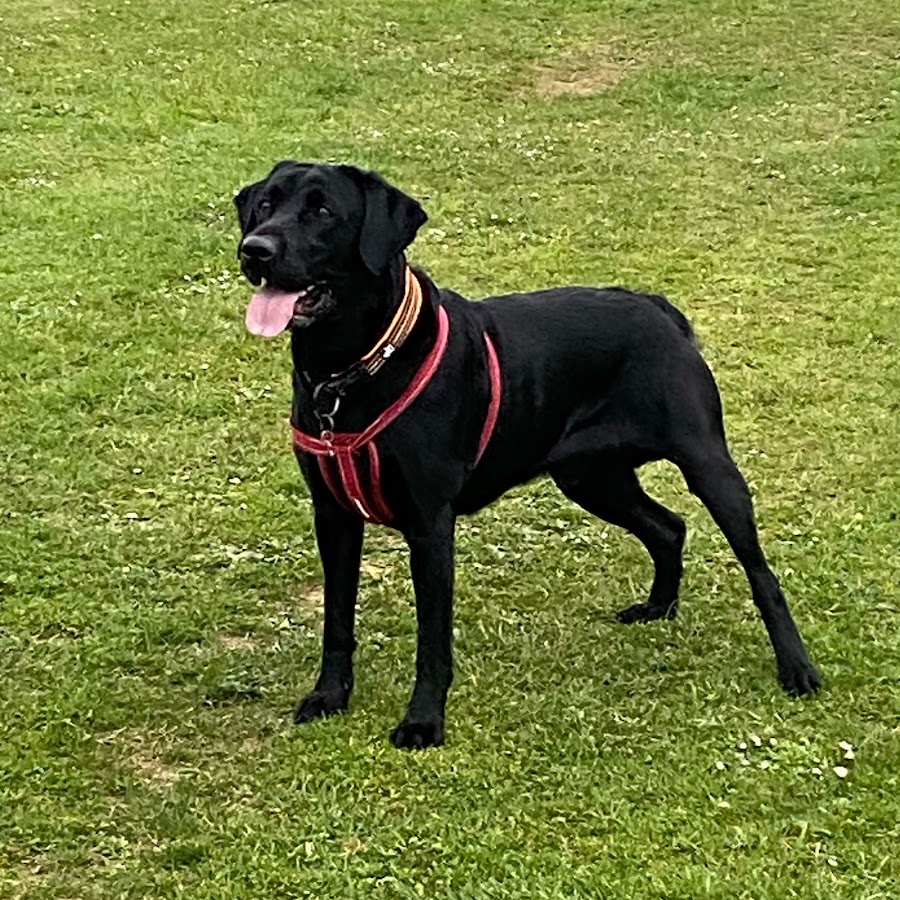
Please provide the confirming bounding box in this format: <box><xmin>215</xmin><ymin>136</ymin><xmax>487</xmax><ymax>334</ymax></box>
<box><xmin>97</xmin><ymin>728</ymin><xmax>181</xmax><ymax>792</ymax></box>
<box><xmin>239</xmin><ymin>735</ymin><xmax>264</xmax><ymax>754</ymax></box>
<box><xmin>129</xmin><ymin>752</ymin><xmax>180</xmax><ymax>791</ymax></box>
<box><xmin>532</xmin><ymin>42</ymin><xmax>635</xmax><ymax>97</ymax></box>
<box><xmin>360</xmin><ymin>559</ymin><xmax>390</xmax><ymax>581</ymax></box>
<box><xmin>219</xmin><ymin>633</ymin><xmax>263</xmax><ymax>651</ymax></box>
<box><xmin>5</xmin><ymin>861</ymin><xmax>49</xmax><ymax>897</ymax></box>
<box><xmin>299</xmin><ymin>583</ymin><xmax>324</xmax><ymax>612</ymax></box>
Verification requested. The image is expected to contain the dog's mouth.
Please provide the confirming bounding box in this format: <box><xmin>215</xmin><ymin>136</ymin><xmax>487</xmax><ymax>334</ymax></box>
<box><xmin>245</xmin><ymin>282</ymin><xmax>334</xmax><ymax>336</ymax></box>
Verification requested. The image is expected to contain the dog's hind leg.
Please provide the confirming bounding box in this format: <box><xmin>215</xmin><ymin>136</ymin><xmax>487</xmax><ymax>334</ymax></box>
<box><xmin>551</xmin><ymin>459</ymin><xmax>686</xmax><ymax>623</ymax></box>
<box><xmin>675</xmin><ymin>444</ymin><xmax>821</xmax><ymax>696</ymax></box>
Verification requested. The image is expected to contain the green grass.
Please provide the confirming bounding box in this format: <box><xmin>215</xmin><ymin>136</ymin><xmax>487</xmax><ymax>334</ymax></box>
<box><xmin>2</xmin><ymin>0</ymin><xmax>899</xmax><ymax>896</ymax></box>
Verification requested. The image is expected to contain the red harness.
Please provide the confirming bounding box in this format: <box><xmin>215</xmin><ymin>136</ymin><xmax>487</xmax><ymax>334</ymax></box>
<box><xmin>292</xmin><ymin>304</ymin><xmax>502</xmax><ymax>525</ymax></box>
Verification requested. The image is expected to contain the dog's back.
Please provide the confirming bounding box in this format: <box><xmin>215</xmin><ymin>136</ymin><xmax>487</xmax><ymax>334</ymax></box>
<box><xmin>641</xmin><ymin>291</ymin><xmax>696</xmax><ymax>345</ymax></box>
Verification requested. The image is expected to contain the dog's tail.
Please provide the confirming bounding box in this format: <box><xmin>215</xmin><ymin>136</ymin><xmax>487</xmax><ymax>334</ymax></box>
<box><xmin>643</xmin><ymin>292</ymin><xmax>697</xmax><ymax>346</ymax></box>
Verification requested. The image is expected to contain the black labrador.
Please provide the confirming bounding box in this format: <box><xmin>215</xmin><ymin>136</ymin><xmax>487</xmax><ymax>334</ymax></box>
<box><xmin>234</xmin><ymin>161</ymin><xmax>821</xmax><ymax>749</ymax></box>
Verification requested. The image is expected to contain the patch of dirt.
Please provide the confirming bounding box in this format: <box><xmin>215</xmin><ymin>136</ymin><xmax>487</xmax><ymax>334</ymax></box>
<box><xmin>7</xmin><ymin>860</ymin><xmax>49</xmax><ymax>896</ymax></box>
<box><xmin>129</xmin><ymin>751</ymin><xmax>179</xmax><ymax>792</ymax></box>
<box><xmin>97</xmin><ymin>728</ymin><xmax>181</xmax><ymax>792</ymax></box>
<box><xmin>532</xmin><ymin>42</ymin><xmax>635</xmax><ymax>98</ymax></box>
<box><xmin>272</xmin><ymin>583</ymin><xmax>324</xmax><ymax>625</ymax></box>
<box><xmin>361</xmin><ymin>560</ymin><xmax>389</xmax><ymax>581</ymax></box>
<box><xmin>298</xmin><ymin>583</ymin><xmax>324</xmax><ymax>612</ymax></box>
<box><xmin>219</xmin><ymin>633</ymin><xmax>262</xmax><ymax>651</ymax></box>
<box><xmin>341</xmin><ymin>836</ymin><xmax>366</xmax><ymax>857</ymax></box>
<box><xmin>239</xmin><ymin>735</ymin><xmax>264</xmax><ymax>754</ymax></box>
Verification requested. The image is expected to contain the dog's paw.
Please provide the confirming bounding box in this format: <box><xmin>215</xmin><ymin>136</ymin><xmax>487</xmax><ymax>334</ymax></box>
<box><xmin>779</xmin><ymin>660</ymin><xmax>822</xmax><ymax>697</ymax></box>
<box><xmin>390</xmin><ymin>718</ymin><xmax>445</xmax><ymax>750</ymax></box>
<box><xmin>293</xmin><ymin>688</ymin><xmax>349</xmax><ymax>724</ymax></box>
<box><xmin>616</xmin><ymin>600</ymin><xmax>678</xmax><ymax>624</ymax></box>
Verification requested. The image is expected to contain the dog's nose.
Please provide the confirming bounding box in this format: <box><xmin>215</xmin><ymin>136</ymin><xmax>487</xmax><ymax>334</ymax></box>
<box><xmin>239</xmin><ymin>234</ymin><xmax>277</xmax><ymax>262</ymax></box>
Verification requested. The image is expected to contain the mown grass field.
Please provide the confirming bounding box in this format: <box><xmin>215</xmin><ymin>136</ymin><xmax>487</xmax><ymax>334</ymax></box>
<box><xmin>2</xmin><ymin>0</ymin><xmax>899</xmax><ymax>896</ymax></box>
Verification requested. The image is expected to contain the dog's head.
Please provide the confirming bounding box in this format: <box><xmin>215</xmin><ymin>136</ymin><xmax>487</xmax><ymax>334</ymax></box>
<box><xmin>234</xmin><ymin>161</ymin><xmax>427</xmax><ymax>336</ymax></box>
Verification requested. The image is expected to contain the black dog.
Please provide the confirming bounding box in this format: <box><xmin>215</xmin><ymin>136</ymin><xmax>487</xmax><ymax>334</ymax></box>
<box><xmin>234</xmin><ymin>161</ymin><xmax>821</xmax><ymax>749</ymax></box>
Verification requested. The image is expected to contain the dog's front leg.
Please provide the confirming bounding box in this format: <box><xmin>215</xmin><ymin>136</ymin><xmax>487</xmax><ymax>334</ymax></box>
<box><xmin>294</xmin><ymin>500</ymin><xmax>364</xmax><ymax>724</ymax></box>
<box><xmin>391</xmin><ymin>508</ymin><xmax>456</xmax><ymax>749</ymax></box>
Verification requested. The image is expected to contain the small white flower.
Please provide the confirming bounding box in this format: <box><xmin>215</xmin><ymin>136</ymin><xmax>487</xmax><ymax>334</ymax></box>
<box><xmin>833</xmin><ymin>766</ymin><xmax>849</xmax><ymax>779</ymax></box>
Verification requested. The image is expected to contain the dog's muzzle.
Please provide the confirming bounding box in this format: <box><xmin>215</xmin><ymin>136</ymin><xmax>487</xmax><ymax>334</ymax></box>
<box><xmin>239</xmin><ymin>233</ymin><xmax>277</xmax><ymax>262</ymax></box>
<box><xmin>239</xmin><ymin>234</ymin><xmax>278</xmax><ymax>285</ymax></box>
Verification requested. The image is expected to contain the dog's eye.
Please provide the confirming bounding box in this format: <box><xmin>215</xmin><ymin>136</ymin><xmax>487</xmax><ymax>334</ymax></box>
<box><xmin>316</xmin><ymin>205</ymin><xmax>332</xmax><ymax>218</ymax></box>
<box><xmin>258</xmin><ymin>200</ymin><xmax>272</xmax><ymax>216</ymax></box>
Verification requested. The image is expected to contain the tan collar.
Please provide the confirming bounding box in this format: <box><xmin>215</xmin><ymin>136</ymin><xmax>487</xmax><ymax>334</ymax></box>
<box><xmin>308</xmin><ymin>266</ymin><xmax>426</xmax><ymax>429</ymax></box>
<box><xmin>306</xmin><ymin>266</ymin><xmax>431</xmax><ymax>431</ymax></box>
<box><xmin>351</xmin><ymin>265</ymin><xmax>423</xmax><ymax>378</ymax></box>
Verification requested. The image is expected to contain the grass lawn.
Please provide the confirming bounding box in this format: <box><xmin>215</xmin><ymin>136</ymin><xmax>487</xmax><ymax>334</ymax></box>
<box><xmin>2</xmin><ymin>0</ymin><xmax>899</xmax><ymax>896</ymax></box>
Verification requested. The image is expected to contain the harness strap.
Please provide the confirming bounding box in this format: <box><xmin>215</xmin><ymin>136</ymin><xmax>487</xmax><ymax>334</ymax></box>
<box><xmin>366</xmin><ymin>442</ymin><xmax>393</xmax><ymax>522</ymax></box>
<box><xmin>355</xmin><ymin>304</ymin><xmax>450</xmax><ymax>447</ymax></box>
<box><xmin>335</xmin><ymin>449</ymin><xmax>373</xmax><ymax>520</ymax></box>
<box><xmin>293</xmin><ymin>305</ymin><xmax>450</xmax><ymax>457</ymax></box>
<box><xmin>476</xmin><ymin>332</ymin><xmax>502</xmax><ymax>464</ymax></box>
<box><xmin>316</xmin><ymin>444</ymin><xmax>392</xmax><ymax>522</ymax></box>
<box><xmin>292</xmin><ymin>306</ymin><xmax>503</xmax><ymax>525</ymax></box>
<box><xmin>293</xmin><ymin>305</ymin><xmax>451</xmax><ymax>522</ymax></box>
<box><xmin>318</xmin><ymin>456</ymin><xmax>350</xmax><ymax>513</ymax></box>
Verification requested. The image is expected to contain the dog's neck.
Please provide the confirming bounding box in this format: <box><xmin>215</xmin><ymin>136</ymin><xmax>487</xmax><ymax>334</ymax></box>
<box><xmin>290</xmin><ymin>256</ymin><xmax>414</xmax><ymax>386</ymax></box>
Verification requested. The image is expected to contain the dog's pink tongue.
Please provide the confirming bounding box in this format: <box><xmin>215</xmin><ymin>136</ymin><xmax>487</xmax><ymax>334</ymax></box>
<box><xmin>245</xmin><ymin>288</ymin><xmax>300</xmax><ymax>337</ymax></box>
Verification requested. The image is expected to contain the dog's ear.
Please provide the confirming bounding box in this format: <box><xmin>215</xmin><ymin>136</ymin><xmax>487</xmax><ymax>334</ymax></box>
<box><xmin>356</xmin><ymin>169</ymin><xmax>427</xmax><ymax>275</ymax></box>
<box><xmin>234</xmin><ymin>181</ymin><xmax>263</xmax><ymax>234</ymax></box>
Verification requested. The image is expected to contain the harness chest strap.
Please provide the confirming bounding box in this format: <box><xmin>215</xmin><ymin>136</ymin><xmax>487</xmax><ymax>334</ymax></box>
<box><xmin>291</xmin><ymin>304</ymin><xmax>503</xmax><ymax>524</ymax></box>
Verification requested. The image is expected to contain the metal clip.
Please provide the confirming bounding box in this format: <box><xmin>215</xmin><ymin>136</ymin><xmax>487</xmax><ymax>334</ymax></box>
<box><xmin>320</xmin><ymin>429</ymin><xmax>335</xmax><ymax>456</ymax></box>
<box><xmin>312</xmin><ymin>383</ymin><xmax>342</xmax><ymax>433</ymax></box>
